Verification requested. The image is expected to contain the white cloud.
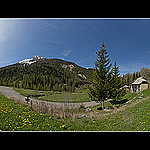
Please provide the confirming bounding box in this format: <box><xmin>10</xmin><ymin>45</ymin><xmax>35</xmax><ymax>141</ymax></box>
<box><xmin>62</xmin><ymin>49</ymin><xmax>71</xmax><ymax>58</ymax></box>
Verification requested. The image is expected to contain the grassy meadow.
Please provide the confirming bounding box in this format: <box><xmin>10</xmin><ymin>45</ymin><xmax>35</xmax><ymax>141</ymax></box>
<box><xmin>13</xmin><ymin>88</ymin><xmax>91</xmax><ymax>103</ymax></box>
<box><xmin>0</xmin><ymin>87</ymin><xmax>150</xmax><ymax>131</ymax></box>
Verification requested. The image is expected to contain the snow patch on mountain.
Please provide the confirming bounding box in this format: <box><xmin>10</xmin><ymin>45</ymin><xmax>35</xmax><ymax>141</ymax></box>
<box><xmin>18</xmin><ymin>56</ymin><xmax>46</xmax><ymax>65</ymax></box>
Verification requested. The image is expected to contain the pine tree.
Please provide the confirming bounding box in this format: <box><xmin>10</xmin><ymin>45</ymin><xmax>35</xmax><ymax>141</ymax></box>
<box><xmin>53</xmin><ymin>83</ymin><xmax>59</xmax><ymax>91</ymax></box>
<box><xmin>132</xmin><ymin>72</ymin><xmax>136</xmax><ymax>81</ymax></box>
<box><xmin>111</xmin><ymin>61</ymin><xmax>125</xmax><ymax>104</ymax></box>
<box><xmin>135</xmin><ymin>71</ymin><xmax>140</xmax><ymax>79</ymax></box>
<box><xmin>0</xmin><ymin>77</ymin><xmax>3</xmax><ymax>85</ymax></box>
<box><xmin>26</xmin><ymin>83</ymin><xmax>30</xmax><ymax>89</ymax></box>
<box><xmin>127</xmin><ymin>74</ymin><xmax>130</xmax><ymax>86</ymax></box>
<box><xmin>37</xmin><ymin>83</ymin><xmax>41</xmax><ymax>91</ymax></box>
<box><xmin>88</xmin><ymin>41</ymin><xmax>112</xmax><ymax>110</ymax></box>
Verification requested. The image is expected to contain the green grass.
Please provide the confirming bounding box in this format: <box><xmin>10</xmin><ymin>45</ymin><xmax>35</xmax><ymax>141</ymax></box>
<box><xmin>64</xmin><ymin>97</ymin><xmax>150</xmax><ymax>131</ymax></box>
<box><xmin>1</xmin><ymin>88</ymin><xmax>150</xmax><ymax>131</ymax></box>
<box><xmin>13</xmin><ymin>88</ymin><xmax>91</xmax><ymax>103</ymax></box>
<box><xmin>0</xmin><ymin>94</ymin><xmax>68</xmax><ymax>131</ymax></box>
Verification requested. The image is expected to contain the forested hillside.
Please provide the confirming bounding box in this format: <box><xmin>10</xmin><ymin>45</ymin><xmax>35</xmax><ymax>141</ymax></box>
<box><xmin>122</xmin><ymin>67</ymin><xmax>150</xmax><ymax>86</ymax></box>
<box><xmin>0</xmin><ymin>58</ymin><xmax>93</xmax><ymax>92</ymax></box>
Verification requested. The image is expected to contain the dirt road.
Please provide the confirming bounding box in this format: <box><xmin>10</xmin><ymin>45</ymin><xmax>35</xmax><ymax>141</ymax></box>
<box><xmin>0</xmin><ymin>86</ymin><xmax>148</xmax><ymax>118</ymax></box>
<box><xmin>0</xmin><ymin>86</ymin><xmax>99</xmax><ymax>110</ymax></box>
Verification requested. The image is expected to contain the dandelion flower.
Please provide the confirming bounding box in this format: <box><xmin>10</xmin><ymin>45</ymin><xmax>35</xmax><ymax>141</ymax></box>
<box><xmin>62</xmin><ymin>125</ymin><xmax>65</xmax><ymax>128</ymax></box>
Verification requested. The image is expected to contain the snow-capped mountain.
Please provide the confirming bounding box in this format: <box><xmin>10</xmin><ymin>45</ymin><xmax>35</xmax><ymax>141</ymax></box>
<box><xmin>18</xmin><ymin>56</ymin><xmax>46</xmax><ymax>65</ymax></box>
<box><xmin>32</xmin><ymin>56</ymin><xmax>46</xmax><ymax>61</ymax></box>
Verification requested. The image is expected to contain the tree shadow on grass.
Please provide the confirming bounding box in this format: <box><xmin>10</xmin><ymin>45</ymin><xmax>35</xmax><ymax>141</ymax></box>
<box><xmin>110</xmin><ymin>98</ymin><xmax>129</xmax><ymax>105</ymax></box>
<box><xmin>97</xmin><ymin>107</ymin><xmax>105</xmax><ymax>110</ymax></box>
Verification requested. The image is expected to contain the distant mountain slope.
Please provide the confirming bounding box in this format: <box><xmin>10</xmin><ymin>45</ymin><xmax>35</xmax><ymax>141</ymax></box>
<box><xmin>0</xmin><ymin>56</ymin><xmax>93</xmax><ymax>92</ymax></box>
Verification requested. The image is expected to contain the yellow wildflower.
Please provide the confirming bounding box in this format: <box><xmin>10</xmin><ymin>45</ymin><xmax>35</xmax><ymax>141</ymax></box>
<box><xmin>62</xmin><ymin>125</ymin><xmax>65</xmax><ymax>128</ymax></box>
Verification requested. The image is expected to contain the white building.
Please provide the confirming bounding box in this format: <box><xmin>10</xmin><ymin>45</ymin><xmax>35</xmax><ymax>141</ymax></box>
<box><xmin>131</xmin><ymin>77</ymin><xmax>148</xmax><ymax>92</ymax></box>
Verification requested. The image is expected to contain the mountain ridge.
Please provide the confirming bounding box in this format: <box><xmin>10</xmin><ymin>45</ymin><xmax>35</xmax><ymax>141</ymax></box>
<box><xmin>0</xmin><ymin>56</ymin><xmax>93</xmax><ymax>92</ymax></box>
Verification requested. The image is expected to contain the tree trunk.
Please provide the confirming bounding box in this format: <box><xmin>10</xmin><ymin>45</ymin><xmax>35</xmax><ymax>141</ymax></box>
<box><xmin>101</xmin><ymin>95</ymin><xmax>104</xmax><ymax>110</ymax></box>
<box><xmin>113</xmin><ymin>98</ymin><xmax>116</xmax><ymax>105</ymax></box>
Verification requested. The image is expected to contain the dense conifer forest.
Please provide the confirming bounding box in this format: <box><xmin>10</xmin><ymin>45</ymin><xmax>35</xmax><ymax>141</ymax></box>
<box><xmin>0</xmin><ymin>55</ymin><xmax>150</xmax><ymax>93</ymax></box>
<box><xmin>0</xmin><ymin>58</ymin><xmax>93</xmax><ymax>92</ymax></box>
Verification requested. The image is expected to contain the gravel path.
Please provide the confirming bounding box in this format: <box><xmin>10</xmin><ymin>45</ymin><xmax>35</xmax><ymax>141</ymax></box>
<box><xmin>0</xmin><ymin>86</ymin><xmax>99</xmax><ymax>110</ymax></box>
<box><xmin>0</xmin><ymin>86</ymin><xmax>148</xmax><ymax>118</ymax></box>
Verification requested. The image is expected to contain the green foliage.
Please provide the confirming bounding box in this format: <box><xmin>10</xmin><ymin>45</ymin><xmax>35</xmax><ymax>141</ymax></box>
<box><xmin>88</xmin><ymin>42</ymin><xmax>112</xmax><ymax>109</ymax></box>
<box><xmin>111</xmin><ymin>61</ymin><xmax>126</xmax><ymax>104</ymax></box>
<box><xmin>88</xmin><ymin>42</ymin><xmax>127</xmax><ymax>108</ymax></box>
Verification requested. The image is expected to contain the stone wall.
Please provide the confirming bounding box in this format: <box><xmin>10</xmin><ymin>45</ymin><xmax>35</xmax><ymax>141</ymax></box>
<box><xmin>140</xmin><ymin>83</ymin><xmax>148</xmax><ymax>91</ymax></box>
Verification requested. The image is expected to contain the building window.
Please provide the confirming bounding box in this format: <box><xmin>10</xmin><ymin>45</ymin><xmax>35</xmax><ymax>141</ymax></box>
<box><xmin>133</xmin><ymin>85</ymin><xmax>137</xmax><ymax>91</ymax></box>
<box><xmin>138</xmin><ymin>85</ymin><xmax>140</xmax><ymax>91</ymax></box>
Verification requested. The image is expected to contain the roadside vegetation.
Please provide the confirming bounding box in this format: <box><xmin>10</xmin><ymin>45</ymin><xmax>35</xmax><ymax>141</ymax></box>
<box><xmin>1</xmin><ymin>86</ymin><xmax>150</xmax><ymax>131</ymax></box>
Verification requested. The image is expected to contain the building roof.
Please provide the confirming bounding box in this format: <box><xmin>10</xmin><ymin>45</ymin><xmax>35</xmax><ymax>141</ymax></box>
<box><xmin>132</xmin><ymin>76</ymin><xmax>148</xmax><ymax>85</ymax></box>
<box><xmin>123</xmin><ymin>85</ymin><xmax>129</xmax><ymax>88</ymax></box>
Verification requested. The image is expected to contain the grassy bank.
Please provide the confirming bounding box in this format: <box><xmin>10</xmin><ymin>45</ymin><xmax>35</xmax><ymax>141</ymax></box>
<box><xmin>0</xmin><ymin>88</ymin><xmax>150</xmax><ymax>131</ymax></box>
<box><xmin>0</xmin><ymin>94</ymin><xmax>68</xmax><ymax>131</ymax></box>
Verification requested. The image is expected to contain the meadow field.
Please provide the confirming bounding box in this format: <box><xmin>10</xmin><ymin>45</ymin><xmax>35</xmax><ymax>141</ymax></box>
<box><xmin>0</xmin><ymin>87</ymin><xmax>150</xmax><ymax>131</ymax></box>
<box><xmin>13</xmin><ymin>88</ymin><xmax>91</xmax><ymax>103</ymax></box>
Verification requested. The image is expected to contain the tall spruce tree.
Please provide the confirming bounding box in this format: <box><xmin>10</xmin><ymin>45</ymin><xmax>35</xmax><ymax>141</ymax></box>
<box><xmin>88</xmin><ymin>42</ymin><xmax>112</xmax><ymax>110</ymax></box>
<box><xmin>111</xmin><ymin>61</ymin><xmax>125</xmax><ymax>104</ymax></box>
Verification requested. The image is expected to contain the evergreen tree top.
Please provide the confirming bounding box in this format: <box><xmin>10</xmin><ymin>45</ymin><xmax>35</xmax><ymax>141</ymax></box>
<box><xmin>94</xmin><ymin>41</ymin><xmax>112</xmax><ymax>75</ymax></box>
<box><xmin>88</xmin><ymin>41</ymin><xmax>113</xmax><ymax>104</ymax></box>
<box><xmin>112</xmin><ymin>61</ymin><xmax>120</xmax><ymax>78</ymax></box>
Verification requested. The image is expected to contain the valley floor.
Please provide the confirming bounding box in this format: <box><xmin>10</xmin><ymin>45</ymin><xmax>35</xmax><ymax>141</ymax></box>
<box><xmin>0</xmin><ymin>86</ymin><xmax>99</xmax><ymax>111</ymax></box>
<box><xmin>0</xmin><ymin>86</ymin><xmax>150</xmax><ymax>131</ymax></box>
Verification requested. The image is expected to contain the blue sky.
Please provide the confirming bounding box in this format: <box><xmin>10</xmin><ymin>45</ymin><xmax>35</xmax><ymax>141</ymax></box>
<box><xmin>0</xmin><ymin>18</ymin><xmax>150</xmax><ymax>75</ymax></box>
